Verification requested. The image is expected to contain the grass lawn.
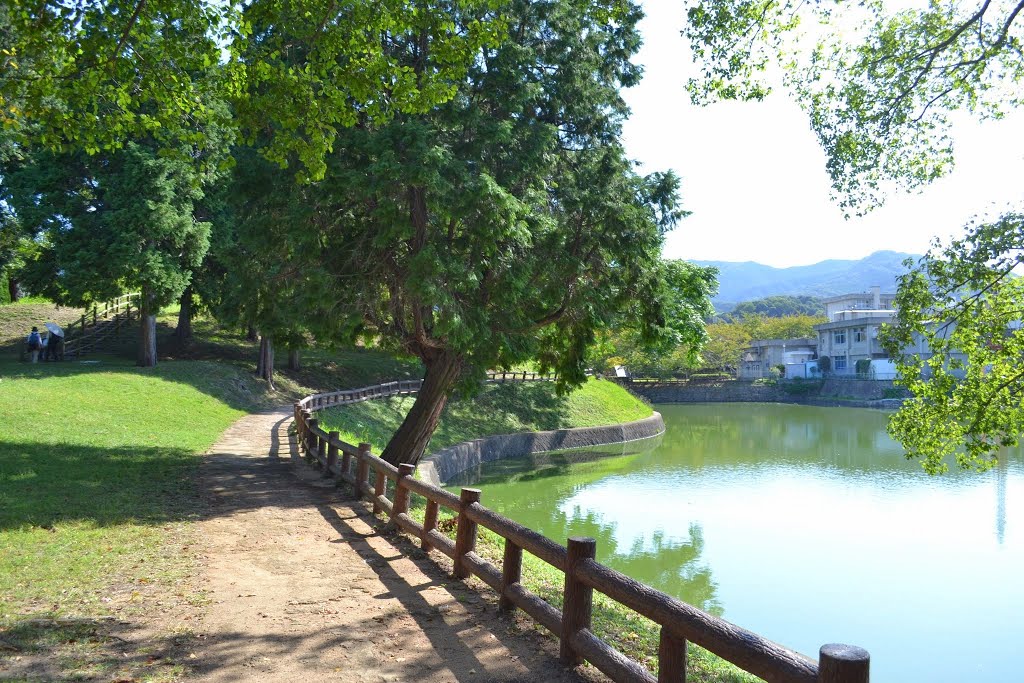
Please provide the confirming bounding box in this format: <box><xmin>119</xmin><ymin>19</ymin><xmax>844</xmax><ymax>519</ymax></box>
<box><xmin>0</xmin><ymin>359</ymin><xmax>267</xmax><ymax>615</ymax></box>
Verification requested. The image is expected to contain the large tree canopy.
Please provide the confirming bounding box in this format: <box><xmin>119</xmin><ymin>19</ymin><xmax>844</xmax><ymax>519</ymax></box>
<box><xmin>239</xmin><ymin>0</ymin><xmax>713</xmax><ymax>466</ymax></box>
<box><xmin>685</xmin><ymin>1</ymin><xmax>1024</xmax><ymax>470</ymax></box>
<box><xmin>1</xmin><ymin>0</ymin><xmax>501</xmax><ymax>178</ymax></box>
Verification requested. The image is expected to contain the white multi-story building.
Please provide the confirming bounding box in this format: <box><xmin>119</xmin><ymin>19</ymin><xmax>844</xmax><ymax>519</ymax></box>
<box><xmin>739</xmin><ymin>338</ymin><xmax>817</xmax><ymax>379</ymax></box>
<box><xmin>814</xmin><ymin>287</ymin><xmax>895</xmax><ymax>375</ymax></box>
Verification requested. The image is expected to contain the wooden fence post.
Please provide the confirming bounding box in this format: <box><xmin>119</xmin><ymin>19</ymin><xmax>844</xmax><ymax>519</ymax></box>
<box><xmin>818</xmin><ymin>644</ymin><xmax>869</xmax><ymax>683</ymax></box>
<box><xmin>499</xmin><ymin>539</ymin><xmax>522</xmax><ymax>613</ymax></box>
<box><xmin>373</xmin><ymin>469</ymin><xmax>386</xmax><ymax>514</ymax></box>
<box><xmin>658</xmin><ymin>628</ymin><xmax>688</xmax><ymax>683</ymax></box>
<box><xmin>356</xmin><ymin>443</ymin><xmax>372</xmax><ymax>498</ymax></box>
<box><xmin>388</xmin><ymin>464</ymin><xmax>415</xmax><ymax>530</ymax></box>
<box><xmin>307</xmin><ymin>419</ymin><xmax>319</xmax><ymax>460</ymax></box>
<box><xmin>326</xmin><ymin>431</ymin><xmax>339</xmax><ymax>477</ymax></box>
<box><xmin>561</xmin><ymin>536</ymin><xmax>597</xmax><ymax>665</ymax></box>
<box><xmin>422</xmin><ymin>499</ymin><xmax>439</xmax><ymax>552</ymax></box>
<box><xmin>317</xmin><ymin>430</ymin><xmax>328</xmax><ymax>468</ymax></box>
<box><xmin>300</xmin><ymin>410</ymin><xmax>312</xmax><ymax>452</ymax></box>
<box><xmin>341</xmin><ymin>446</ymin><xmax>353</xmax><ymax>484</ymax></box>
<box><xmin>453</xmin><ymin>488</ymin><xmax>481</xmax><ymax>579</ymax></box>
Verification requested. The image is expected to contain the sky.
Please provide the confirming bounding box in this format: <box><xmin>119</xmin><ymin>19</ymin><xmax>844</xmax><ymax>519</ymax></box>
<box><xmin>621</xmin><ymin>1</ymin><xmax>1024</xmax><ymax>268</ymax></box>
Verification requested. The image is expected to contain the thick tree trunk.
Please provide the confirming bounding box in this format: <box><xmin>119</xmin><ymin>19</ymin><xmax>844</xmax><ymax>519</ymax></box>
<box><xmin>380</xmin><ymin>350</ymin><xmax>462</xmax><ymax>467</ymax></box>
<box><xmin>175</xmin><ymin>286</ymin><xmax>193</xmax><ymax>340</ymax></box>
<box><xmin>7</xmin><ymin>276</ymin><xmax>19</xmax><ymax>302</ymax></box>
<box><xmin>257</xmin><ymin>335</ymin><xmax>275</xmax><ymax>388</ymax></box>
<box><xmin>288</xmin><ymin>348</ymin><xmax>300</xmax><ymax>371</ymax></box>
<box><xmin>138</xmin><ymin>288</ymin><xmax>158</xmax><ymax>367</ymax></box>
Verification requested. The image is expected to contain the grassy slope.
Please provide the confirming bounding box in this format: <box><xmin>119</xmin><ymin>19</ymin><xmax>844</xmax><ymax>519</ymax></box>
<box><xmin>317</xmin><ymin>378</ymin><xmax>652</xmax><ymax>454</ymax></box>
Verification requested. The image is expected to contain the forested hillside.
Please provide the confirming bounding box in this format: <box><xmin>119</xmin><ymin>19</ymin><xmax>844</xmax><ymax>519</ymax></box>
<box><xmin>697</xmin><ymin>251</ymin><xmax>916</xmax><ymax>310</ymax></box>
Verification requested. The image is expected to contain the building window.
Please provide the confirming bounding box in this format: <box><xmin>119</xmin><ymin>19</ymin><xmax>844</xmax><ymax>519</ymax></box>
<box><xmin>833</xmin><ymin>356</ymin><xmax>847</xmax><ymax>371</ymax></box>
<box><xmin>833</xmin><ymin>330</ymin><xmax>846</xmax><ymax>345</ymax></box>
<box><xmin>854</xmin><ymin>327</ymin><xmax>866</xmax><ymax>343</ymax></box>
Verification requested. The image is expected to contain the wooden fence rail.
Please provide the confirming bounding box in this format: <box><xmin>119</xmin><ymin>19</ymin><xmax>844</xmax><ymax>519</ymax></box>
<box><xmin>62</xmin><ymin>292</ymin><xmax>140</xmax><ymax>358</ymax></box>
<box><xmin>294</xmin><ymin>384</ymin><xmax>870</xmax><ymax>683</ymax></box>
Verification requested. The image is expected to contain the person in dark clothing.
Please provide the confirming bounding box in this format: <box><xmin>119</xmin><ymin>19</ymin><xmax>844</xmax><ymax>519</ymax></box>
<box><xmin>26</xmin><ymin>326</ymin><xmax>42</xmax><ymax>363</ymax></box>
<box><xmin>45</xmin><ymin>330</ymin><xmax>63</xmax><ymax>361</ymax></box>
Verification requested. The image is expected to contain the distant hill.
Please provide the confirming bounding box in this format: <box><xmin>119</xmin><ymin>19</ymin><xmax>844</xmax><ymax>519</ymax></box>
<box><xmin>693</xmin><ymin>250</ymin><xmax>919</xmax><ymax>312</ymax></box>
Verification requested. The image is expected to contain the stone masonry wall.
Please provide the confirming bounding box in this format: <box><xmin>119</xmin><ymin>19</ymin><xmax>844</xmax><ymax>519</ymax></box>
<box><xmin>418</xmin><ymin>413</ymin><xmax>665</xmax><ymax>487</ymax></box>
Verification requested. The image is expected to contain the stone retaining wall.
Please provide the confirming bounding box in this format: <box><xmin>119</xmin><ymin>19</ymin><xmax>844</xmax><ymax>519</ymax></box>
<box><xmin>418</xmin><ymin>412</ymin><xmax>665</xmax><ymax>486</ymax></box>
<box><xmin>619</xmin><ymin>379</ymin><xmax>907</xmax><ymax>407</ymax></box>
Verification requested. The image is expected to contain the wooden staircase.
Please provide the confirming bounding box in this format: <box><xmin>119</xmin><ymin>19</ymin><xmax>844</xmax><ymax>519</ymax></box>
<box><xmin>62</xmin><ymin>293</ymin><xmax>141</xmax><ymax>359</ymax></box>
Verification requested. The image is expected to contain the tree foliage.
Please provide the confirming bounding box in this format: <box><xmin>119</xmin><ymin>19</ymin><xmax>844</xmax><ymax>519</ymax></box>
<box><xmin>1</xmin><ymin>0</ymin><xmax>501</xmax><ymax>179</ymax></box>
<box><xmin>884</xmin><ymin>215</ymin><xmax>1024</xmax><ymax>473</ymax></box>
<box><xmin>685</xmin><ymin>0</ymin><xmax>1024</xmax><ymax>212</ymax></box>
<box><xmin>726</xmin><ymin>295</ymin><xmax>824</xmax><ymax>320</ymax></box>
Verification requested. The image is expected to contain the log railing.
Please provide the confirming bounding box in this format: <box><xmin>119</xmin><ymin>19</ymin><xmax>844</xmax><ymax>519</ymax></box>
<box><xmin>62</xmin><ymin>292</ymin><xmax>140</xmax><ymax>358</ymax></box>
<box><xmin>294</xmin><ymin>385</ymin><xmax>870</xmax><ymax>683</ymax></box>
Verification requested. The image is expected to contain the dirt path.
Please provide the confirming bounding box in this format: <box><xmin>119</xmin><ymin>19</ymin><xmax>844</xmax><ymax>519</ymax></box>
<box><xmin>192</xmin><ymin>408</ymin><xmax>604</xmax><ymax>683</ymax></box>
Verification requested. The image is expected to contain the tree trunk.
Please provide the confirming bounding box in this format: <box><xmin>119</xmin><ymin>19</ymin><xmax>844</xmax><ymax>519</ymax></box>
<box><xmin>288</xmin><ymin>348</ymin><xmax>300</xmax><ymax>371</ymax></box>
<box><xmin>246</xmin><ymin>324</ymin><xmax>258</xmax><ymax>342</ymax></box>
<box><xmin>138</xmin><ymin>288</ymin><xmax>158</xmax><ymax>367</ymax></box>
<box><xmin>175</xmin><ymin>286</ymin><xmax>193</xmax><ymax>340</ymax></box>
<box><xmin>7</xmin><ymin>276</ymin><xmax>19</xmax><ymax>302</ymax></box>
<box><xmin>380</xmin><ymin>349</ymin><xmax>462</xmax><ymax>467</ymax></box>
<box><xmin>257</xmin><ymin>335</ymin><xmax>275</xmax><ymax>389</ymax></box>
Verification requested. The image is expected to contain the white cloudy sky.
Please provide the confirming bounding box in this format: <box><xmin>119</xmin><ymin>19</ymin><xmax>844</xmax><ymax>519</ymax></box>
<box><xmin>621</xmin><ymin>1</ymin><xmax>1024</xmax><ymax>268</ymax></box>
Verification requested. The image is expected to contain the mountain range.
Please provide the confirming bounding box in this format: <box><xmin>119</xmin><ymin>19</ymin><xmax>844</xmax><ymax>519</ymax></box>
<box><xmin>691</xmin><ymin>250</ymin><xmax>920</xmax><ymax>311</ymax></box>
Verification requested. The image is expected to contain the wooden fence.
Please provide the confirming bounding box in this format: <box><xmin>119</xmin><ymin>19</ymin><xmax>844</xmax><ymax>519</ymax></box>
<box><xmin>62</xmin><ymin>293</ymin><xmax>140</xmax><ymax>358</ymax></box>
<box><xmin>294</xmin><ymin>383</ymin><xmax>870</xmax><ymax>683</ymax></box>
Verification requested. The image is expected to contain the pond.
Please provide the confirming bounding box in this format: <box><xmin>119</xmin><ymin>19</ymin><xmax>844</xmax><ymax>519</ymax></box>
<box><xmin>447</xmin><ymin>403</ymin><xmax>1024</xmax><ymax>683</ymax></box>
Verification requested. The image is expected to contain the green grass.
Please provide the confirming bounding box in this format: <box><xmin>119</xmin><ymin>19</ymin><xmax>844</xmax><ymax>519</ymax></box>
<box><xmin>317</xmin><ymin>377</ymin><xmax>653</xmax><ymax>453</ymax></box>
<box><xmin>0</xmin><ymin>359</ymin><xmax>271</xmax><ymax>618</ymax></box>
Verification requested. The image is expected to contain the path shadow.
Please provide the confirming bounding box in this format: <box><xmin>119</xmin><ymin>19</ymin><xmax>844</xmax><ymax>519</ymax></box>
<box><xmin>310</xmin><ymin>497</ymin><xmax>593</xmax><ymax>683</ymax></box>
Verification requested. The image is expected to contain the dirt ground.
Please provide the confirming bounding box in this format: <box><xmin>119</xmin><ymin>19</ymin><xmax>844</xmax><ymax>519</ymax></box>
<box><xmin>188</xmin><ymin>409</ymin><xmax>606</xmax><ymax>683</ymax></box>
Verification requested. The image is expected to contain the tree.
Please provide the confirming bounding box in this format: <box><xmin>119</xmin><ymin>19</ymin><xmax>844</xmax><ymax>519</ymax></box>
<box><xmin>883</xmin><ymin>215</ymin><xmax>1024</xmax><ymax>473</ymax></box>
<box><xmin>245</xmin><ymin>0</ymin><xmax>709</xmax><ymax>467</ymax></box>
<box><xmin>6</xmin><ymin>140</ymin><xmax>214</xmax><ymax>366</ymax></box>
<box><xmin>591</xmin><ymin>261</ymin><xmax>718</xmax><ymax>378</ymax></box>
<box><xmin>685</xmin><ymin>1</ymin><xmax>1024</xmax><ymax>469</ymax></box>
<box><xmin>701</xmin><ymin>322</ymin><xmax>752</xmax><ymax>374</ymax></box>
<box><xmin>727</xmin><ymin>295</ymin><xmax>824</xmax><ymax>320</ymax></box>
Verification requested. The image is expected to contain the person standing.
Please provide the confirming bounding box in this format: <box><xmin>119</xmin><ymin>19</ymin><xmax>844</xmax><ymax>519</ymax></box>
<box><xmin>46</xmin><ymin>330</ymin><xmax>63</xmax><ymax>361</ymax></box>
<box><xmin>26</xmin><ymin>326</ymin><xmax>42</xmax><ymax>363</ymax></box>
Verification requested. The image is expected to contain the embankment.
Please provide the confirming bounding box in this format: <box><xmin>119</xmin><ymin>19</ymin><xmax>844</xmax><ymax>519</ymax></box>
<box><xmin>618</xmin><ymin>378</ymin><xmax>907</xmax><ymax>408</ymax></box>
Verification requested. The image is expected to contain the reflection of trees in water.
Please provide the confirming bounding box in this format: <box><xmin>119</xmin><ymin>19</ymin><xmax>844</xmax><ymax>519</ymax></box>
<box><xmin>657</xmin><ymin>404</ymin><xmax>917</xmax><ymax>474</ymax></box>
<box><xmin>554</xmin><ymin>502</ymin><xmax>720</xmax><ymax>615</ymax></box>
<box><xmin>449</xmin><ymin>449</ymin><xmax>721</xmax><ymax>614</ymax></box>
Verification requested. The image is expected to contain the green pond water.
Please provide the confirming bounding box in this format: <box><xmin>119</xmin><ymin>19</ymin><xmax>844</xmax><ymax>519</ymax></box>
<box><xmin>447</xmin><ymin>403</ymin><xmax>1024</xmax><ymax>683</ymax></box>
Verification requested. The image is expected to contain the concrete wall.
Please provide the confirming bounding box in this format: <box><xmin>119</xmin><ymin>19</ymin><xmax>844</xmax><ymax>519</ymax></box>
<box><xmin>619</xmin><ymin>379</ymin><xmax>906</xmax><ymax>406</ymax></box>
<box><xmin>418</xmin><ymin>413</ymin><xmax>665</xmax><ymax>486</ymax></box>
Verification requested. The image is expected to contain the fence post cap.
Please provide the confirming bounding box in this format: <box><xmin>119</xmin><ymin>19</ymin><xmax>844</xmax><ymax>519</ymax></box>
<box><xmin>459</xmin><ymin>488</ymin><xmax>482</xmax><ymax>503</ymax></box>
<box><xmin>398</xmin><ymin>463</ymin><xmax>416</xmax><ymax>476</ymax></box>
<box><xmin>819</xmin><ymin>644</ymin><xmax>869</xmax><ymax>662</ymax></box>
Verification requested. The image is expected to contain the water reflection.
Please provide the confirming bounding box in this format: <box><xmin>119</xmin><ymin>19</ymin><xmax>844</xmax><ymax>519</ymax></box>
<box><xmin>452</xmin><ymin>403</ymin><xmax>1024</xmax><ymax>683</ymax></box>
<box><xmin>451</xmin><ymin>445</ymin><xmax>722</xmax><ymax>614</ymax></box>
